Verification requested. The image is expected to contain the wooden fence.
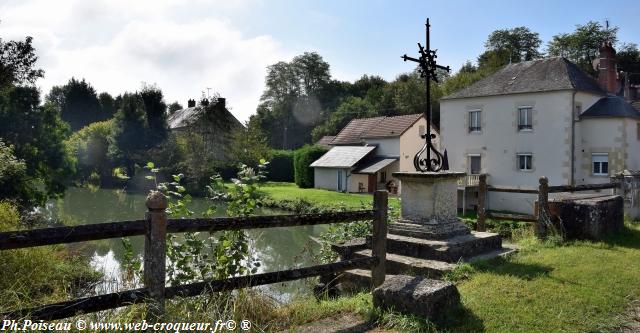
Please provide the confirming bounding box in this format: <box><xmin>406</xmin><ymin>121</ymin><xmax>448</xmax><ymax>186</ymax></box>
<box><xmin>476</xmin><ymin>174</ymin><xmax>620</xmax><ymax>236</ymax></box>
<box><xmin>0</xmin><ymin>191</ymin><xmax>389</xmax><ymax>321</ymax></box>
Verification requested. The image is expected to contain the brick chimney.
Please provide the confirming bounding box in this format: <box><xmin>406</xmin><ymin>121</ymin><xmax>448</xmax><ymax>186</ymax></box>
<box><xmin>598</xmin><ymin>41</ymin><xmax>619</xmax><ymax>94</ymax></box>
<box><xmin>187</xmin><ymin>99</ymin><xmax>196</xmax><ymax>108</ymax></box>
<box><xmin>216</xmin><ymin>97</ymin><xmax>226</xmax><ymax>109</ymax></box>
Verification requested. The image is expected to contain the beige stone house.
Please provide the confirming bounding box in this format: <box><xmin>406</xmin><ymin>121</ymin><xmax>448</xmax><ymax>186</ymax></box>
<box><xmin>310</xmin><ymin>113</ymin><xmax>438</xmax><ymax>193</ymax></box>
<box><xmin>167</xmin><ymin>97</ymin><xmax>244</xmax><ymax>162</ymax></box>
<box><xmin>440</xmin><ymin>42</ymin><xmax>640</xmax><ymax>214</ymax></box>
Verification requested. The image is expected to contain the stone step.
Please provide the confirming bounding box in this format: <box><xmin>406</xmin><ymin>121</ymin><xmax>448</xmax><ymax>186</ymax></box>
<box><xmin>389</xmin><ymin>221</ymin><xmax>470</xmax><ymax>240</ymax></box>
<box><xmin>331</xmin><ymin>238</ymin><xmax>368</xmax><ymax>258</ymax></box>
<box><xmin>385</xmin><ymin>231</ymin><xmax>502</xmax><ymax>262</ymax></box>
<box><xmin>351</xmin><ymin>249</ymin><xmax>455</xmax><ymax>278</ymax></box>
<box><xmin>338</xmin><ymin>269</ymin><xmax>386</xmax><ymax>293</ymax></box>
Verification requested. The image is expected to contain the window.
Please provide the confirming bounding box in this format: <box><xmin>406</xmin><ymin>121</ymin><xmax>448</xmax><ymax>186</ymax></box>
<box><xmin>469</xmin><ymin>155</ymin><xmax>481</xmax><ymax>174</ymax></box>
<box><xmin>380</xmin><ymin>171</ymin><xmax>387</xmax><ymax>183</ymax></box>
<box><xmin>469</xmin><ymin>110</ymin><xmax>481</xmax><ymax>132</ymax></box>
<box><xmin>592</xmin><ymin>153</ymin><xmax>609</xmax><ymax>176</ymax></box>
<box><xmin>518</xmin><ymin>107</ymin><xmax>532</xmax><ymax>130</ymax></box>
<box><xmin>517</xmin><ymin>153</ymin><xmax>533</xmax><ymax>171</ymax></box>
<box><xmin>574</xmin><ymin>103</ymin><xmax>582</xmax><ymax>121</ymax></box>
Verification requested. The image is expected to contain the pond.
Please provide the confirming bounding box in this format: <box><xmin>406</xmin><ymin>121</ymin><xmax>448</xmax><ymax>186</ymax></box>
<box><xmin>46</xmin><ymin>187</ymin><xmax>327</xmax><ymax>302</ymax></box>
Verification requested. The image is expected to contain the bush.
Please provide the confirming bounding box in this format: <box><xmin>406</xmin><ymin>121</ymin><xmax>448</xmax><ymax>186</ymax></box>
<box><xmin>293</xmin><ymin>145</ymin><xmax>327</xmax><ymax>188</ymax></box>
<box><xmin>65</xmin><ymin>119</ymin><xmax>114</xmax><ymax>184</ymax></box>
<box><xmin>0</xmin><ymin>140</ymin><xmax>42</xmax><ymax>207</ymax></box>
<box><xmin>267</xmin><ymin>150</ymin><xmax>294</xmax><ymax>182</ymax></box>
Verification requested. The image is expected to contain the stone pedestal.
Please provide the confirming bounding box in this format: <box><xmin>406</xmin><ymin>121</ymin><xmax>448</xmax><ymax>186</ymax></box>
<box><xmin>391</xmin><ymin>171</ymin><xmax>470</xmax><ymax>239</ymax></box>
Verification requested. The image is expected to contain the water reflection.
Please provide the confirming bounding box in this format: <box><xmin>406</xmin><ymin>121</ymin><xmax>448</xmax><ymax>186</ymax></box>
<box><xmin>48</xmin><ymin>187</ymin><xmax>326</xmax><ymax>302</ymax></box>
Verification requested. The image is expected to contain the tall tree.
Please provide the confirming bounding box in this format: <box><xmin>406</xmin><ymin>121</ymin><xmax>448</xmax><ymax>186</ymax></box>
<box><xmin>98</xmin><ymin>92</ymin><xmax>117</xmax><ymax>119</ymax></box>
<box><xmin>108</xmin><ymin>93</ymin><xmax>148</xmax><ymax>175</ymax></box>
<box><xmin>47</xmin><ymin>78</ymin><xmax>103</xmax><ymax>131</ymax></box>
<box><xmin>485</xmin><ymin>27</ymin><xmax>543</xmax><ymax>63</ymax></box>
<box><xmin>547</xmin><ymin>21</ymin><xmax>618</xmax><ymax>75</ymax></box>
<box><xmin>617</xmin><ymin>43</ymin><xmax>640</xmax><ymax>85</ymax></box>
<box><xmin>168</xmin><ymin>101</ymin><xmax>183</xmax><ymax>114</ymax></box>
<box><xmin>0</xmin><ymin>36</ymin><xmax>43</xmax><ymax>89</ymax></box>
<box><xmin>139</xmin><ymin>84</ymin><xmax>168</xmax><ymax>146</ymax></box>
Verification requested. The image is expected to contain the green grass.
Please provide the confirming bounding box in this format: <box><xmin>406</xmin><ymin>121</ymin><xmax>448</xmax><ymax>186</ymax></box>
<box><xmin>281</xmin><ymin>222</ymin><xmax>640</xmax><ymax>332</ymax></box>
<box><xmin>259</xmin><ymin>182</ymin><xmax>400</xmax><ymax>211</ymax></box>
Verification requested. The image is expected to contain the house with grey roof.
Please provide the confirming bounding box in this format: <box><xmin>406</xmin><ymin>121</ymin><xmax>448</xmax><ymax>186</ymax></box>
<box><xmin>310</xmin><ymin>113</ymin><xmax>438</xmax><ymax>193</ymax></box>
<box><xmin>440</xmin><ymin>42</ymin><xmax>640</xmax><ymax>214</ymax></box>
<box><xmin>167</xmin><ymin>97</ymin><xmax>244</xmax><ymax>162</ymax></box>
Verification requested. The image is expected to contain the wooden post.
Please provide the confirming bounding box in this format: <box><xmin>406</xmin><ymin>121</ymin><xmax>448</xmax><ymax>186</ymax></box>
<box><xmin>477</xmin><ymin>174</ymin><xmax>487</xmax><ymax>231</ymax></box>
<box><xmin>371</xmin><ymin>190</ymin><xmax>388</xmax><ymax>288</ymax></box>
<box><xmin>144</xmin><ymin>191</ymin><xmax>167</xmax><ymax>321</ymax></box>
<box><xmin>536</xmin><ymin>177</ymin><xmax>549</xmax><ymax>238</ymax></box>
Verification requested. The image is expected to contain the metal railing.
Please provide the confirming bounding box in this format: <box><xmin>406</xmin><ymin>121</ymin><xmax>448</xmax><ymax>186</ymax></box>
<box><xmin>0</xmin><ymin>191</ymin><xmax>389</xmax><ymax>321</ymax></box>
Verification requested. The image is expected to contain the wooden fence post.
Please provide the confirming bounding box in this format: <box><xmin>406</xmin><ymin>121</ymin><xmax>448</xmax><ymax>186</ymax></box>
<box><xmin>536</xmin><ymin>177</ymin><xmax>549</xmax><ymax>238</ymax></box>
<box><xmin>371</xmin><ymin>190</ymin><xmax>388</xmax><ymax>288</ymax></box>
<box><xmin>144</xmin><ymin>191</ymin><xmax>167</xmax><ymax>321</ymax></box>
<box><xmin>477</xmin><ymin>174</ymin><xmax>487</xmax><ymax>232</ymax></box>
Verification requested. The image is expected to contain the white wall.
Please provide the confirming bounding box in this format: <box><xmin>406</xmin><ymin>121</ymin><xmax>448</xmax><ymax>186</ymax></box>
<box><xmin>441</xmin><ymin>91</ymin><xmax>575</xmax><ymax>213</ymax></box>
<box><xmin>314</xmin><ymin>168</ymin><xmax>341</xmax><ymax>191</ymax></box>
<box><xmin>363</xmin><ymin>137</ymin><xmax>399</xmax><ymax>157</ymax></box>
<box><xmin>398</xmin><ymin>117</ymin><xmax>440</xmax><ymax>172</ymax></box>
<box><xmin>348</xmin><ymin>173</ymin><xmax>369</xmax><ymax>193</ymax></box>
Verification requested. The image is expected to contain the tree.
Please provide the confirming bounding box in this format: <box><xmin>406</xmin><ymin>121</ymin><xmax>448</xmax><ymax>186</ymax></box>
<box><xmin>139</xmin><ymin>84</ymin><xmax>168</xmax><ymax>146</ymax></box>
<box><xmin>547</xmin><ymin>21</ymin><xmax>618</xmax><ymax>75</ymax></box>
<box><xmin>0</xmin><ymin>139</ymin><xmax>42</xmax><ymax>207</ymax></box>
<box><xmin>0</xmin><ymin>36</ymin><xmax>43</xmax><ymax>89</ymax></box>
<box><xmin>485</xmin><ymin>27</ymin><xmax>542</xmax><ymax>63</ymax></box>
<box><xmin>0</xmin><ymin>86</ymin><xmax>75</xmax><ymax>203</ymax></box>
<box><xmin>617</xmin><ymin>43</ymin><xmax>640</xmax><ymax>85</ymax></box>
<box><xmin>98</xmin><ymin>92</ymin><xmax>117</xmax><ymax>119</ymax></box>
<box><xmin>311</xmin><ymin>96</ymin><xmax>377</xmax><ymax>142</ymax></box>
<box><xmin>108</xmin><ymin>93</ymin><xmax>148</xmax><ymax>174</ymax></box>
<box><xmin>168</xmin><ymin>101</ymin><xmax>183</xmax><ymax>114</ymax></box>
<box><xmin>228</xmin><ymin>121</ymin><xmax>271</xmax><ymax>168</ymax></box>
<box><xmin>47</xmin><ymin>78</ymin><xmax>104</xmax><ymax>131</ymax></box>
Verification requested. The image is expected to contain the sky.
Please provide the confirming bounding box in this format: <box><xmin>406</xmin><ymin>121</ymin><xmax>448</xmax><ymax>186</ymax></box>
<box><xmin>1</xmin><ymin>0</ymin><xmax>639</xmax><ymax>122</ymax></box>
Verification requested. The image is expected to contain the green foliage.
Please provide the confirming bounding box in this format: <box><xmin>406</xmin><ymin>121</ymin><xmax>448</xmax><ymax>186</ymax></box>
<box><xmin>266</xmin><ymin>150</ymin><xmax>294</xmax><ymax>182</ymax></box>
<box><xmin>484</xmin><ymin>26</ymin><xmax>542</xmax><ymax>63</ymax></box>
<box><xmin>228</xmin><ymin>120</ymin><xmax>271</xmax><ymax>168</ymax></box>
<box><xmin>47</xmin><ymin>77</ymin><xmax>106</xmax><ymax>131</ymax></box>
<box><xmin>0</xmin><ymin>86</ymin><xmax>75</xmax><ymax>204</ymax></box>
<box><xmin>293</xmin><ymin>145</ymin><xmax>327</xmax><ymax>188</ymax></box>
<box><xmin>140</xmin><ymin>83</ymin><xmax>168</xmax><ymax>145</ymax></box>
<box><xmin>168</xmin><ymin>101</ymin><xmax>183</xmax><ymax>114</ymax></box>
<box><xmin>618</xmin><ymin>43</ymin><xmax>640</xmax><ymax>85</ymax></box>
<box><xmin>0</xmin><ymin>35</ymin><xmax>44</xmax><ymax>89</ymax></box>
<box><xmin>65</xmin><ymin>119</ymin><xmax>114</xmax><ymax>184</ymax></box>
<box><xmin>108</xmin><ymin>92</ymin><xmax>148</xmax><ymax>174</ymax></box>
<box><xmin>0</xmin><ymin>140</ymin><xmax>42</xmax><ymax>207</ymax></box>
<box><xmin>548</xmin><ymin>21</ymin><xmax>618</xmax><ymax>75</ymax></box>
<box><xmin>311</xmin><ymin>96</ymin><xmax>376</xmax><ymax>142</ymax></box>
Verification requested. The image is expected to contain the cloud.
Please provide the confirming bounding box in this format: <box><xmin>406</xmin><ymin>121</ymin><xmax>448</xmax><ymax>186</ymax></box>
<box><xmin>0</xmin><ymin>0</ymin><xmax>287</xmax><ymax>122</ymax></box>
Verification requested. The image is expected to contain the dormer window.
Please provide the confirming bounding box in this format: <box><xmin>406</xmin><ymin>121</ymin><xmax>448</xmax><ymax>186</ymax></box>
<box><xmin>518</xmin><ymin>106</ymin><xmax>532</xmax><ymax>131</ymax></box>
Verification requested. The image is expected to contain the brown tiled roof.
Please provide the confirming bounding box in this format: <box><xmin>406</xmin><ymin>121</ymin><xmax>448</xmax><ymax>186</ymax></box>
<box><xmin>315</xmin><ymin>135</ymin><xmax>336</xmax><ymax>149</ymax></box>
<box><xmin>442</xmin><ymin>57</ymin><xmax>604</xmax><ymax>100</ymax></box>
<box><xmin>330</xmin><ymin>114</ymin><xmax>423</xmax><ymax>145</ymax></box>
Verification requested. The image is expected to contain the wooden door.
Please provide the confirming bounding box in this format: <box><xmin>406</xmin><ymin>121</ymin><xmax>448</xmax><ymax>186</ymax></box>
<box><xmin>368</xmin><ymin>174</ymin><xmax>376</xmax><ymax>193</ymax></box>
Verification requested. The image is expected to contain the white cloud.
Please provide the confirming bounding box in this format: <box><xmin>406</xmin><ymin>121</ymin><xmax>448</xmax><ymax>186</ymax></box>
<box><xmin>0</xmin><ymin>0</ymin><xmax>287</xmax><ymax>122</ymax></box>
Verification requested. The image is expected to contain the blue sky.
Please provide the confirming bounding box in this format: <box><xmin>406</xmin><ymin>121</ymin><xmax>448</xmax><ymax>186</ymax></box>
<box><xmin>1</xmin><ymin>0</ymin><xmax>639</xmax><ymax>121</ymax></box>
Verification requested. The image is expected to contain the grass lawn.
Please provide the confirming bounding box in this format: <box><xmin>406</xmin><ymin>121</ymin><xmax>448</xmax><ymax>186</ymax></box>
<box><xmin>282</xmin><ymin>222</ymin><xmax>640</xmax><ymax>332</ymax></box>
<box><xmin>259</xmin><ymin>182</ymin><xmax>400</xmax><ymax>211</ymax></box>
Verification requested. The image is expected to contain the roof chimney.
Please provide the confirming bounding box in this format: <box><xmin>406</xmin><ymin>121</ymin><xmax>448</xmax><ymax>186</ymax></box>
<box><xmin>598</xmin><ymin>41</ymin><xmax>620</xmax><ymax>94</ymax></box>
<box><xmin>216</xmin><ymin>97</ymin><xmax>226</xmax><ymax>109</ymax></box>
<box><xmin>187</xmin><ymin>99</ymin><xmax>196</xmax><ymax>108</ymax></box>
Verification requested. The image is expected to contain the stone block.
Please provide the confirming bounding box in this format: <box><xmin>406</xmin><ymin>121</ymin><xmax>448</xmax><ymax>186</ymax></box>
<box><xmin>373</xmin><ymin>275</ymin><xmax>460</xmax><ymax>319</ymax></box>
<box><xmin>550</xmin><ymin>195</ymin><xmax>624</xmax><ymax>240</ymax></box>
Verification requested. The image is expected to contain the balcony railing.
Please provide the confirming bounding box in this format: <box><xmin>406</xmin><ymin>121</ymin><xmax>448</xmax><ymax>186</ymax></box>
<box><xmin>458</xmin><ymin>174</ymin><xmax>480</xmax><ymax>187</ymax></box>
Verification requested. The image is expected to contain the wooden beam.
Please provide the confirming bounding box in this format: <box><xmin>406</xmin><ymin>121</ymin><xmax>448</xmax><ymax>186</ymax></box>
<box><xmin>486</xmin><ymin>212</ymin><xmax>537</xmax><ymax>222</ymax></box>
<box><xmin>371</xmin><ymin>191</ymin><xmax>388</xmax><ymax>288</ymax></box>
<box><xmin>547</xmin><ymin>183</ymin><xmax>617</xmax><ymax>193</ymax></box>
<box><xmin>487</xmin><ymin>186</ymin><xmax>538</xmax><ymax>194</ymax></box>
<box><xmin>477</xmin><ymin>174</ymin><xmax>487</xmax><ymax>231</ymax></box>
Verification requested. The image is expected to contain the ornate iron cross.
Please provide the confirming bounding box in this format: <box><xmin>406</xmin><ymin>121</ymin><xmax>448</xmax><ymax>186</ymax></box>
<box><xmin>402</xmin><ymin>18</ymin><xmax>450</xmax><ymax>172</ymax></box>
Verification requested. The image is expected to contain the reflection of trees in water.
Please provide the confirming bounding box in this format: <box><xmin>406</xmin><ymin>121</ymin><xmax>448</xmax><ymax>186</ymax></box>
<box><xmin>249</xmin><ymin>225</ymin><xmax>326</xmax><ymax>272</ymax></box>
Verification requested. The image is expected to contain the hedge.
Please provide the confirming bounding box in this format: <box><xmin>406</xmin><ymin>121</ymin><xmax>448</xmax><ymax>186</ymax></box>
<box><xmin>294</xmin><ymin>145</ymin><xmax>328</xmax><ymax>188</ymax></box>
<box><xmin>267</xmin><ymin>150</ymin><xmax>294</xmax><ymax>182</ymax></box>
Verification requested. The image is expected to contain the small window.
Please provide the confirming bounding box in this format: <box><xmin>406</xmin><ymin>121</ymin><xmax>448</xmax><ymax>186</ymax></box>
<box><xmin>518</xmin><ymin>107</ymin><xmax>533</xmax><ymax>130</ymax></box>
<box><xmin>469</xmin><ymin>155</ymin><xmax>481</xmax><ymax>174</ymax></box>
<box><xmin>592</xmin><ymin>153</ymin><xmax>609</xmax><ymax>176</ymax></box>
<box><xmin>574</xmin><ymin>103</ymin><xmax>582</xmax><ymax>120</ymax></box>
<box><xmin>380</xmin><ymin>171</ymin><xmax>387</xmax><ymax>183</ymax></box>
<box><xmin>517</xmin><ymin>153</ymin><xmax>533</xmax><ymax>171</ymax></box>
<box><xmin>469</xmin><ymin>110</ymin><xmax>481</xmax><ymax>132</ymax></box>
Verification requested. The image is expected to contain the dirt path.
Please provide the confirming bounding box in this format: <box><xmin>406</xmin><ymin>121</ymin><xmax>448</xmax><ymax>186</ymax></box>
<box><xmin>283</xmin><ymin>313</ymin><xmax>397</xmax><ymax>333</ymax></box>
<box><xmin>617</xmin><ymin>301</ymin><xmax>640</xmax><ymax>332</ymax></box>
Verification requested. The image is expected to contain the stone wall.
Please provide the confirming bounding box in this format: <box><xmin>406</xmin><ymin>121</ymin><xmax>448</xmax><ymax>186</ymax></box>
<box><xmin>549</xmin><ymin>195</ymin><xmax>623</xmax><ymax>240</ymax></box>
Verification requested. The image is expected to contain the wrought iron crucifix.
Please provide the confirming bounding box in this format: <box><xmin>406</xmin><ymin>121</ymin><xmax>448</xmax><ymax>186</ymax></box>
<box><xmin>402</xmin><ymin>18</ymin><xmax>450</xmax><ymax>172</ymax></box>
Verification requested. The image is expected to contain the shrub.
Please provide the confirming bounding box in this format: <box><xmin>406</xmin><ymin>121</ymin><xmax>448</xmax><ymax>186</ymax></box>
<box><xmin>293</xmin><ymin>145</ymin><xmax>327</xmax><ymax>188</ymax></box>
<box><xmin>65</xmin><ymin>119</ymin><xmax>114</xmax><ymax>184</ymax></box>
<box><xmin>0</xmin><ymin>140</ymin><xmax>42</xmax><ymax>207</ymax></box>
<box><xmin>267</xmin><ymin>150</ymin><xmax>294</xmax><ymax>182</ymax></box>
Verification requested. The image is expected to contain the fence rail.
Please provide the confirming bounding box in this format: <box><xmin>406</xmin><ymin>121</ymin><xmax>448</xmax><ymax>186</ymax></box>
<box><xmin>476</xmin><ymin>174</ymin><xmax>623</xmax><ymax>237</ymax></box>
<box><xmin>0</xmin><ymin>191</ymin><xmax>389</xmax><ymax>321</ymax></box>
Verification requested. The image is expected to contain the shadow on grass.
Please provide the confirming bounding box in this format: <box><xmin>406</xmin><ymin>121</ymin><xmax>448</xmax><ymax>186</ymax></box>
<box><xmin>600</xmin><ymin>224</ymin><xmax>640</xmax><ymax>250</ymax></box>
<box><xmin>434</xmin><ymin>304</ymin><xmax>485</xmax><ymax>332</ymax></box>
<box><xmin>469</xmin><ymin>257</ymin><xmax>553</xmax><ymax>281</ymax></box>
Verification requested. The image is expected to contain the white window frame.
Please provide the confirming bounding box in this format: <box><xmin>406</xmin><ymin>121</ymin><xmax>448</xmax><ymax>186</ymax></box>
<box><xmin>592</xmin><ymin>153</ymin><xmax>609</xmax><ymax>176</ymax></box>
<box><xmin>468</xmin><ymin>110</ymin><xmax>482</xmax><ymax>133</ymax></box>
<box><xmin>517</xmin><ymin>153</ymin><xmax>533</xmax><ymax>171</ymax></box>
<box><xmin>468</xmin><ymin>154</ymin><xmax>481</xmax><ymax>175</ymax></box>
<box><xmin>518</xmin><ymin>106</ymin><xmax>533</xmax><ymax>131</ymax></box>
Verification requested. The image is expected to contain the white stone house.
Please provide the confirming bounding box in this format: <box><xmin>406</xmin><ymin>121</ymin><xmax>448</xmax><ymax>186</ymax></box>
<box><xmin>310</xmin><ymin>113</ymin><xmax>438</xmax><ymax>193</ymax></box>
<box><xmin>440</xmin><ymin>43</ymin><xmax>640</xmax><ymax>214</ymax></box>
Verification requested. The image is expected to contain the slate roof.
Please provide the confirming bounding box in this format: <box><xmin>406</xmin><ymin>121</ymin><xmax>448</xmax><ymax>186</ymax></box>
<box><xmin>580</xmin><ymin>94</ymin><xmax>640</xmax><ymax>119</ymax></box>
<box><xmin>353</xmin><ymin>157</ymin><xmax>398</xmax><ymax>174</ymax></box>
<box><xmin>632</xmin><ymin>101</ymin><xmax>640</xmax><ymax>112</ymax></box>
<box><xmin>315</xmin><ymin>135</ymin><xmax>336</xmax><ymax>149</ymax></box>
<box><xmin>330</xmin><ymin>114</ymin><xmax>424</xmax><ymax>145</ymax></box>
<box><xmin>309</xmin><ymin>146</ymin><xmax>376</xmax><ymax>168</ymax></box>
<box><xmin>442</xmin><ymin>57</ymin><xmax>605</xmax><ymax>100</ymax></box>
<box><xmin>167</xmin><ymin>99</ymin><xmax>243</xmax><ymax>130</ymax></box>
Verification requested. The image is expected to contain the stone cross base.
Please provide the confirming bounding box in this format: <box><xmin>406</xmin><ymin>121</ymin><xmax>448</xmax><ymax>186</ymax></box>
<box><xmin>392</xmin><ymin>171</ymin><xmax>470</xmax><ymax>239</ymax></box>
